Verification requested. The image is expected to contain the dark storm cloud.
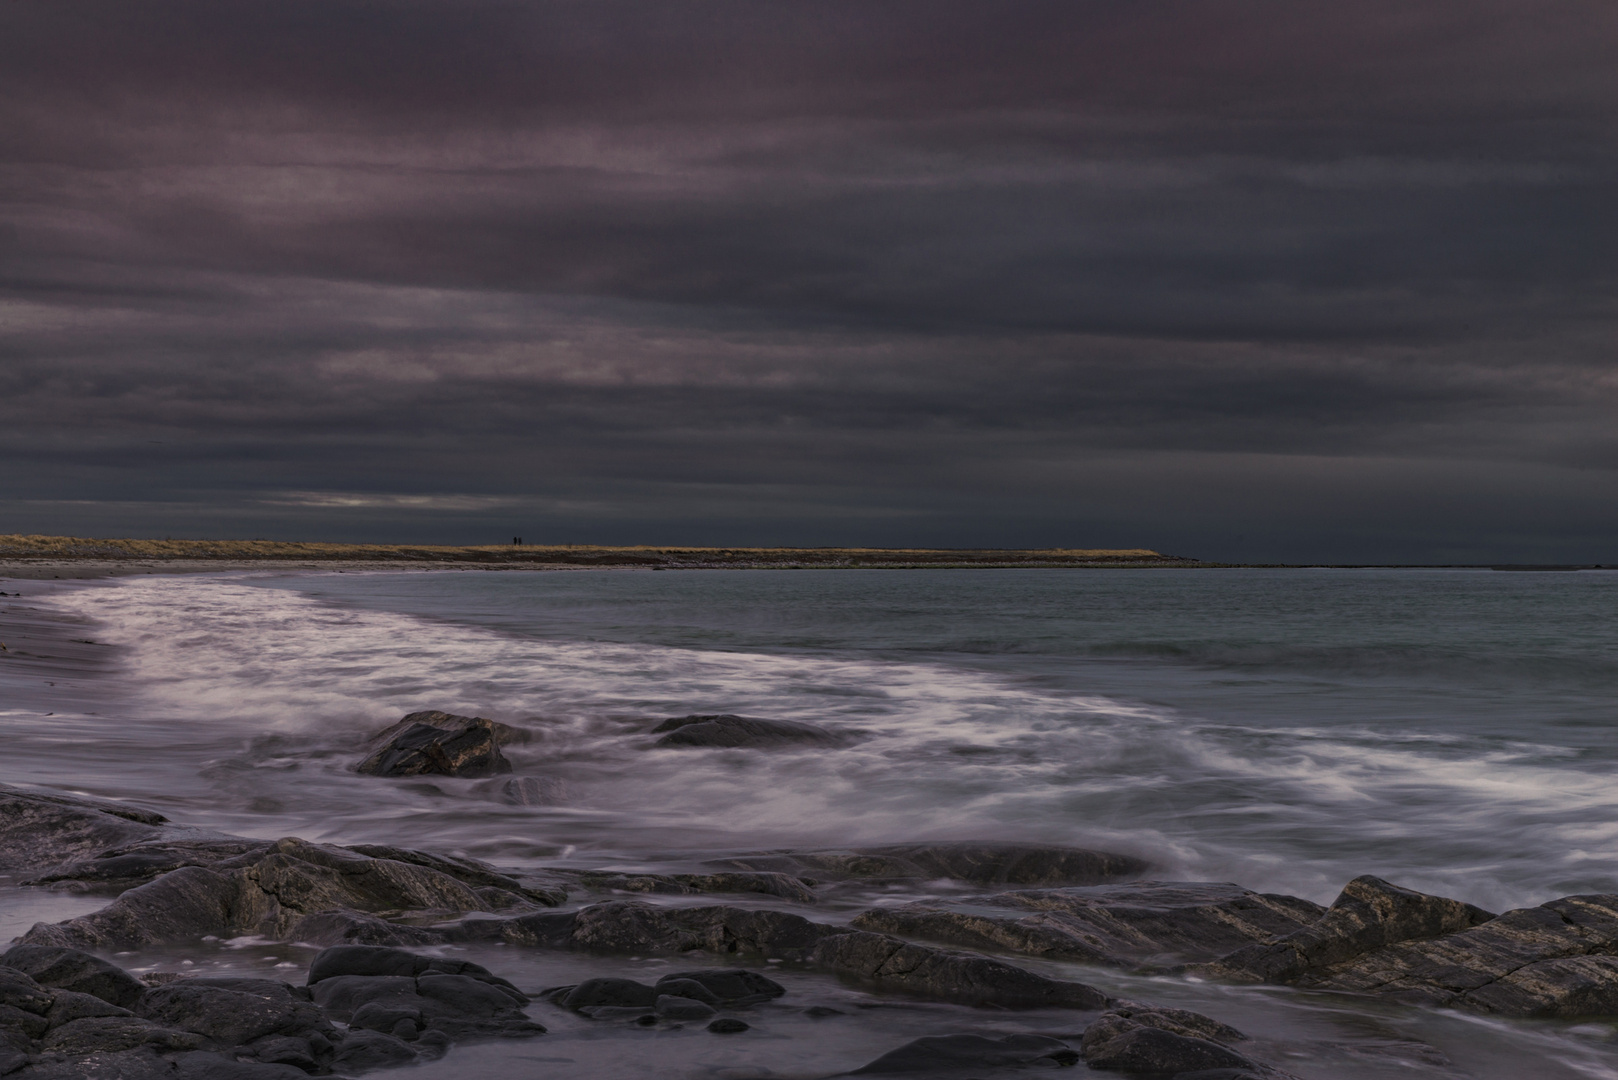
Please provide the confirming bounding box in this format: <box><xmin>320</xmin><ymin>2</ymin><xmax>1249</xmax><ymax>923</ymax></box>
<box><xmin>1</xmin><ymin>1</ymin><xmax>1615</xmax><ymax>560</ymax></box>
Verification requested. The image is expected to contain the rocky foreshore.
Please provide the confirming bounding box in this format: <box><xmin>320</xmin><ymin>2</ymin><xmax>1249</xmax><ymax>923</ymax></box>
<box><xmin>5</xmin><ymin>779</ymin><xmax>1618</xmax><ymax>1078</ymax></box>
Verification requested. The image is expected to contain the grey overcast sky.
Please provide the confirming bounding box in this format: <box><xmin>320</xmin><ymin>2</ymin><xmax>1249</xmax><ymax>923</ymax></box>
<box><xmin>2</xmin><ymin>1</ymin><xmax>1615</xmax><ymax>562</ymax></box>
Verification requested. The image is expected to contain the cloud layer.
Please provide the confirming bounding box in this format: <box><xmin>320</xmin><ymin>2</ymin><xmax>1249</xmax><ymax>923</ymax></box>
<box><xmin>3</xmin><ymin>1</ymin><xmax>1615</xmax><ymax>560</ymax></box>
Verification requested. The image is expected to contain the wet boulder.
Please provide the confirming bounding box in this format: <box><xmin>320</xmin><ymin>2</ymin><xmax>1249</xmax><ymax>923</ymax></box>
<box><xmin>555</xmin><ymin>978</ymin><xmax>659</xmax><ymax>1012</ymax></box>
<box><xmin>1262</xmin><ymin>891</ymin><xmax>1618</xmax><ymax>1017</ymax></box>
<box><xmin>307</xmin><ymin>944</ymin><xmax>524</xmax><ymax>994</ymax></box>
<box><xmin>307</xmin><ymin>945</ymin><xmax>541</xmax><ymax>1041</ymax></box>
<box><xmin>136</xmin><ymin>977</ymin><xmax>331</xmax><ymax>1048</ymax></box>
<box><xmin>1206</xmin><ymin>875</ymin><xmax>1495</xmax><ymax>985</ymax></box>
<box><xmin>471</xmin><ymin>898</ymin><xmax>837</xmax><ymax>959</ymax></box>
<box><xmin>652</xmin><ymin>714</ymin><xmax>849</xmax><ymax>749</ymax></box>
<box><xmin>29</xmin><ymin>837</ymin><xmax>271</xmax><ymax>895</ymax></box>
<box><xmin>356</xmin><ymin>713</ymin><xmax>512</xmax><ymax>778</ymax></box>
<box><xmin>811</xmin><ymin>931</ymin><xmax>1110</xmax><ymax>1009</ymax></box>
<box><xmin>854</xmin><ymin>880</ymin><xmax>1324</xmax><ymax>969</ymax></box>
<box><xmin>20</xmin><ymin>838</ymin><xmax>547</xmax><ymax>950</ymax></box>
<box><xmin>0</xmin><ymin>785</ymin><xmax>169</xmax><ymax>877</ymax></box>
<box><xmin>849</xmin><ymin>1033</ymin><xmax>1078</xmax><ymax>1074</ymax></box>
<box><xmin>1081</xmin><ymin>1004</ymin><xmax>1268</xmax><ymax>1075</ymax></box>
<box><xmin>652</xmin><ymin>970</ymin><xmax>784</xmax><ymax>1006</ymax></box>
<box><xmin>2</xmin><ymin>946</ymin><xmax>146</xmax><ymax>1008</ymax></box>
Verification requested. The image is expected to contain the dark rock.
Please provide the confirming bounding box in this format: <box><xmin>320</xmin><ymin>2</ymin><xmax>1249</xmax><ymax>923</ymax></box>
<box><xmin>135</xmin><ymin>977</ymin><xmax>329</xmax><ymax>1047</ymax></box>
<box><xmin>1265</xmin><ymin>892</ymin><xmax>1618</xmax><ymax>1017</ymax></box>
<box><xmin>1206</xmin><ymin>875</ymin><xmax>1496</xmax><ymax>984</ymax></box>
<box><xmin>310</xmin><ymin>969</ymin><xmax>542</xmax><ymax>1039</ymax></box>
<box><xmin>850</xmin><ymin>1033</ymin><xmax>1078</xmax><ymax>1074</ymax></box>
<box><xmin>40</xmin><ymin>1015</ymin><xmax>202</xmax><ymax>1054</ymax></box>
<box><xmin>29</xmin><ymin>839</ymin><xmax>271</xmax><ymax>894</ymax></box>
<box><xmin>368</xmin><ymin>710</ymin><xmax>525</xmax><ymax>749</ymax></box>
<box><xmin>0</xmin><ymin>1003</ymin><xmax>47</xmax><ymax>1040</ymax></box>
<box><xmin>811</xmin><ymin>931</ymin><xmax>1110</xmax><ymax>1009</ymax></box>
<box><xmin>559</xmin><ymin>868</ymin><xmax>815</xmax><ymax>904</ymax></box>
<box><xmin>356</xmin><ymin>713</ymin><xmax>513</xmax><ymax>778</ymax></box>
<box><xmin>330</xmin><ymin>1029</ymin><xmax>419</xmax><ymax>1071</ymax></box>
<box><xmin>653</xmin><ymin>978</ymin><xmax>719</xmax><ymax>1005</ymax></box>
<box><xmin>707</xmin><ymin>1018</ymin><xmax>749</xmax><ymax>1033</ymax></box>
<box><xmin>1079</xmin><ymin>1004</ymin><xmax>1291</xmax><ymax>1078</ymax></box>
<box><xmin>340</xmin><ymin>845</ymin><xmax>565</xmax><ymax>906</ymax></box>
<box><xmin>281</xmin><ymin>909</ymin><xmax>449</xmax><ymax>948</ymax></box>
<box><xmin>1082</xmin><ymin>1003</ymin><xmax>1246</xmax><ymax>1051</ymax></box>
<box><xmin>655</xmin><ymin>995</ymin><xmax>716</xmax><ymax>1020</ymax></box>
<box><xmin>0</xmin><ymin>967</ymin><xmax>54</xmax><ymax>1015</ymax></box>
<box><xmin>248</xmin><ymin>1034</ymin><xmax>318</xmax><ymax>1070</ymax></box>
<box><xmin>1082</xmin><ymin>1025</ymin><xmax>1256</xmax><ymax>1074</ymax></box>
<box><xmin>46</xmin><ymin>989</ymin><xmax>131</xmax><ymax>1025</ymax></box>
<box><xmin>854</xmin><ymin>881</ymin><xmax>1325</xmax><ymax>969</ymax></box>
<box><xmin>481</xmin><ymin>899</ymin><xmax>836</xmax><ymax>959</ymax></box>
<box><xmin>0</xmin><ymin>785</ymin><xmax>167</xmax><ymax>877</ymax></box>
<box><xmin>710</xmin><ymin>842</ymin><xmax>1149</xmax><ymax>888</ymax></box>
<box><xmin>2</xmin><ymin>946</ymin><xmax>146</xmax><ymax>1008</ymax></box>
<box><xmin>652</xmin><ymin>970</ymin><xmax>784</xmax><ymax>1006</ymax></box>
<box><xmin>804</xmin><ymin>1006</ymin><xmax>845</xmax><ymax>1018</ymax></box>
<box><xmin>652</xmin><ymin>714</ymin><xmax>849</xmax><ymax>749</ymax></box>
<box><xmin>558</xmin><ymin>978</ymin><xmax>658</xmax><ymax>1011</ymax></box>
<box><xmin>174</xmin><ymin>1051</ymin><xmax>310</xmax><ymax>1078</ymax></box>
<box><xmin>12</xmin><ymin>1047</ymin><xmax>177</xmax><ymax>1079</ymax></box>
<box><xmin>20</xmin><ymin>839</ymin><xmax>541</xmax><ymax>949</ymax></box>
<box><xmin>306</xmin><ymin>944</ymin><xmax>524</xmax><ymax>998</ymax></box>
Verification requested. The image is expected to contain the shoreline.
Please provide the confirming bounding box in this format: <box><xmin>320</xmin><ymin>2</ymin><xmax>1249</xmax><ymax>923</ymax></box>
<box><xmin>1</xmin><ymin>536</ymin><xmax>1609</xmax><ymax>576</ymax></box>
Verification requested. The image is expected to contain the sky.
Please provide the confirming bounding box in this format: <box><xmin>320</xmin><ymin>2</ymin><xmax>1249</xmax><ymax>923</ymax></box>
<box><xmin>2</xmin><ymin>1</ymin><xmax>1615</xmax><ymax>562</ymax></box>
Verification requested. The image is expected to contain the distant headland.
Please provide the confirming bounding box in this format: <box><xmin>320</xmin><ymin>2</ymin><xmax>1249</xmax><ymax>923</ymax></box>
<box><xmin>0</xmin><ymin>534</ymin><xmax>1200</xmax><ymax>575</ymax></box>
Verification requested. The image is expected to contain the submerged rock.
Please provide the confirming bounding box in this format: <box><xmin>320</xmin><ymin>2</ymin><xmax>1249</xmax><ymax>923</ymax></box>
<box><xmin>709</xmin><ymin>841</ymin><xmax>1148</xmax><ymax>888</ymax></box>
<box><xmin>356</xmin><ymin>713</ymin><xmax>513</xmax><ymax>778</ymax></box>
<box><xmin>853</xmin><ymin>880</ymin><xmax>1323</xmax><ymax>968</ymax></box>
<box><xmin>811</xmin><ymin>930</ymin><xmax>1110</xmax><ymax>1009</ymax></box>
<box><xmin>1079</xmin><ymin>1003</ymin><xmax>1286</xmax><ymax>1077</ymax></box>
<box><xmin>849</xmin><ymin>1033</ymin><xmax>1079</xmax><ymax>1074</ymax></box>
<box><xmin>651</xmin><ymin>714</ymin><xmax>849</xmax><ymax>749</ymax></box>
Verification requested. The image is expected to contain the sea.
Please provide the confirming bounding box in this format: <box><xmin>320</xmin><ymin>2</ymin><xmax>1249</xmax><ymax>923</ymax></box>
<box><xmin>3</xmin><ymin>566</ymin><xmax>1617</xmax><ymax>1078</ymax></box>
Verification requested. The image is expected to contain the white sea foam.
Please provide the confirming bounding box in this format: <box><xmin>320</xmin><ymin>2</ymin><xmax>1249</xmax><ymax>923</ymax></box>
<box><xmin>24</xmin><ymin>573</ymin><xmax>1618</xmax><ymax>912</ymax></box>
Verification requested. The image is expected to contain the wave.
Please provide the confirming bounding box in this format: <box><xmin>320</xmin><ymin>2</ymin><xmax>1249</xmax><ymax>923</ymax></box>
<box><xmin>26</xmin><ymin>573</ymin><xmax>1618</xmax><ymax>912</ymax></box>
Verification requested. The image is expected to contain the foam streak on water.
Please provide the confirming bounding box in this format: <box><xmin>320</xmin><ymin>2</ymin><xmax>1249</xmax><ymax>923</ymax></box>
<box><xmin>13</xmin><ymin>569</ymin><xmax>1616</xmax><ymax>914</ymax></box>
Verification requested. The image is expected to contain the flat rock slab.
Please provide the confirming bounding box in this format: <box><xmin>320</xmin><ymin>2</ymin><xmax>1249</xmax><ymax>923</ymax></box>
<box><xmin>708</xmin><ymin>842</ymin><xmax>1149</xmax><ymax>888</ymax></box>
<box><xmin>853</xmin><ymin>881</ymin><xmax>1325</xmax><ymax>968</ymax></box>
<box><xmin>651</xmin><ymin>714</ymin><xmax>851</xmax><ymax>748</ymax></box>
<box><xmin>356</xmin><ymin>712</ymin><xmax>513</xmax><ymax>777</ymax></box>
<box><xmin>811</xmin><ymin>931</ymin><xmax>1110</xmax><ymax>1009</ymax></box>
<box><xmin>21</xmin><ymin>837</ymin><xmax>559</xmax><ymax>950</ymax></box>
<box><xmin>1275</xmin><ymin>893</ymin><xmax>1618</xmax><ymax>1017</ymax></box>
<box><xmin>0</xmin><ymin>784</ymin><xmax>252</xmax><ymax>885</ymax></box>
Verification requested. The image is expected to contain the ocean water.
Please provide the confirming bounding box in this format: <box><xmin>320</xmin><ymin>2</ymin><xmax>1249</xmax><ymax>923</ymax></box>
<box><xmin>5</xmin><ymin>566</ymin><xmax>1618</xmax><ymax>1078</ymax></box>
